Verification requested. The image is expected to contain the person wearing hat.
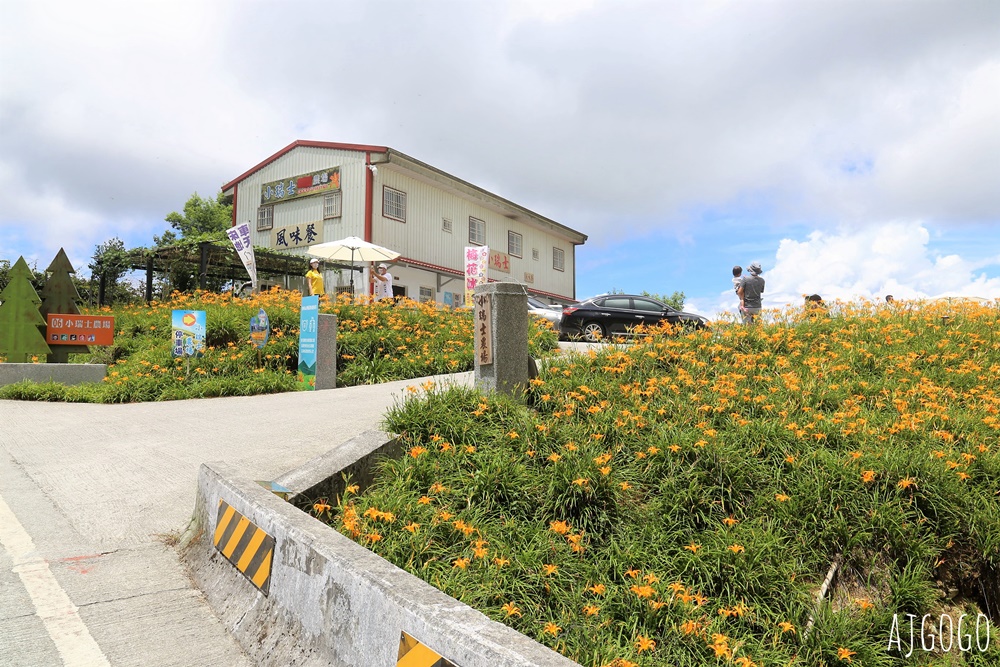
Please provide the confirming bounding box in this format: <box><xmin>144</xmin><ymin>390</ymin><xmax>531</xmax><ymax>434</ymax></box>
<box><xmin>737</xmin><ymin>261</ymin><xmax>765</xmax><ymax>324</ymax></box>
<box><xmin>370</xmin><ymin>262</ymin><xmax>394</xmax><ymax>301</ymax></box>
<box><xmin>305</xmin><ymin>258</ymin><xmax>324</xmax><ymax>297</ymax></box>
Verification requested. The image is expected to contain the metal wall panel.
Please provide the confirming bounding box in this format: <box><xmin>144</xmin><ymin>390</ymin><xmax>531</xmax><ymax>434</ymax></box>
<box><xmin>235</xmin><ymin>147</ymin><xmax>366</xmax><ymax>253</ymax></box>
<box><xmin>231</xmin><ymin>146</ymin><xmax>579</xmax><ymax>300</ymax></box>
<box><xmin>372</xmin><ymin>167</ymin><xmax>576</xmax><ymax>300</ymax></box>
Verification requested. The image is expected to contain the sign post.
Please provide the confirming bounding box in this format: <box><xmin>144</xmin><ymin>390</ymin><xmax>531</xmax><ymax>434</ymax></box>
<box><xmin>297</xmin><ymin>296</ymin><xmax>319</xmax><ymax>390</ymax></box>
<box><xmin>250</xmin><ymin>308</ymin><xmax>269</xmax><ymax>366</ymax></box>
<box><xmin>473</xmin><ymin>282</ymin><xmax>528</xmax><ymax>396</ymax></box>
<box><xmin>172</xmin><ymin>310</ymin><xmax>206</xmax><ymax>378</ymax></box>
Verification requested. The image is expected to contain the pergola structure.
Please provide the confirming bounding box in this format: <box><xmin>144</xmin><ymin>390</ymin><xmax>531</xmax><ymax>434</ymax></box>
<box><xmin>125</xmin><ymin>241</ymin><xmax>360</xmax><ymax>304</ymax></box>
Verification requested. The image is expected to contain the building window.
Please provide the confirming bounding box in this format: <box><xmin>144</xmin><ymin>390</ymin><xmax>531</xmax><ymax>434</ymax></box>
<box><xmin>469</xmin><ymin>217</ymin><xmax>485</xmax><ymax>245</ymax></box>
<box><xmin>257</xmin><ymin>205</ymin><xmax>273</xmax><ymax>231</ymax></box>
<box><xmin>508</xmin><ymin>231</ymin><xmax>522</xmax><ymax>258</ymax></box>
<box><xmin>532</xmin><ymin>248</ymin><xmax>539</xmax><ymax>261</ymax></box>
<box><xmin>323</xmin><ymin>192</ymin><xmax>342</xmax><ymax>219</ymax></box>
<box><xmin>383</xmin><ymin>186</ymin><xmax>406</xmax><ymax>222</ymax></box>
<box><xmin>553</xmin><ymin>247</ymin><xmax>565</xmax><ymax>272</ymax></box>
<box><xmin>418</xmin><ymin>286</ymin><xmax>434</xmax><ymax>303</ymax></box>
<box><xmin>442</xmin><ymin>218</ymin><xmax>452</xmax><ymax>233</ymax></box>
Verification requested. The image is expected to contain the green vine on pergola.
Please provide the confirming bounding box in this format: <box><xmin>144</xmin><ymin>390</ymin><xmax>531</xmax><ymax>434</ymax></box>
<box><xmin>126</xmin><ymin>234</ymin><xmax>361</xmax><ymax>302</ymax></box>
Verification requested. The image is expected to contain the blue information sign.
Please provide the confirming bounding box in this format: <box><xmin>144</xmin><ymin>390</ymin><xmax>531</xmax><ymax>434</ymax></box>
<box><xmin>172</xmin><ymin>310</ymin><xmax>206</xmax><ymax>358</ymax></box>
<box><xmin>297</xmin><ymin>296</ymin><xmax>319</xmax><ymax>390</ymax></box>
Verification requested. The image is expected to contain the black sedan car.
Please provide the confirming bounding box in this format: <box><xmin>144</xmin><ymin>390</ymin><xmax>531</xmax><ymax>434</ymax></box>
<box><xmin>561</xmin><ymin>294</ymin><xmax>709</xmax><ymax>342</ymax></box>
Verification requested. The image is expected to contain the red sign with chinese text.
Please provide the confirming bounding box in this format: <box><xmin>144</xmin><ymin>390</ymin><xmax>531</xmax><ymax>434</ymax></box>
<box><xmin>46</xmin><ymin>314</ymin><xmax>115</xmax><ymax>346</ymax></box>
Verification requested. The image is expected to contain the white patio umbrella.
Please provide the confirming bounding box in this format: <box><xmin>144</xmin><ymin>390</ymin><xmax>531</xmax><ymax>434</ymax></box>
<box><xmin>306</xmin><ymin>236</ymin><xmax>400</xmax><ymax>293</ymax></box>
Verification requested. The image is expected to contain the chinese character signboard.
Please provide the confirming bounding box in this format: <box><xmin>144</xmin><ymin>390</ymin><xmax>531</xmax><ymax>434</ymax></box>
<box><xmin>464</xmin><ymin>246</ymin><xmax>489</xmax><ymax>307</ymax></box>
<box><xmin>226</xmin><ymin>222</ymin><xmax>257</xmax><ymax>291</ymax></box>
<box><xmin>524</xmin><ymin>272</ymin><xmax>534</xmax><ymax>284</ymax></box>
<box><xmin>46</xmin><ymin>314</ymin><xmax>114</xmax><ymax>346</ymax></box>
<box><xmin>271</xmin><ymin>222</ymin><xmax>324</xmax><ymax>250</ymax></box>
<box><xmin>474</xmin><ymin>292</ymin><xmax>493</xmax><ymax>366</ymax></box>
<box><xmin>297</xmin><ymin>296</ymin><xmax>319</xmax><ymax>390</ymax></box>
<box><xmin>261</xmin><ymin>167</ymin><xmax>340</xmax><ymax>205</ymax></box>
<box><xmin>172</xmin><ymin>310</ymin><xmax>206</xmax><ymax>358</ymax></box>
<box><xmin>250</xmin><ymin>309</ymin><xmax>270</xmax><ymax>349</ymax></box>
<box><xmin>488</xmin><ymin>250</ymin><xmax>511</xmax><ymax>274</ymax></box>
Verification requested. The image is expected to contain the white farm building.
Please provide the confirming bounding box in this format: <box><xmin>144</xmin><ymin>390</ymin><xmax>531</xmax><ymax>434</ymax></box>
<box><xmin>221</xmin><ymin>141</ymin><xmax>587</xmax><ymax>305</ymax></box>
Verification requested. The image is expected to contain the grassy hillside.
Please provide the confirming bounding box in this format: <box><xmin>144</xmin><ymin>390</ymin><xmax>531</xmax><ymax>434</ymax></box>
<box><xmin>314</xmin><ymin>300</ymin><xmax>1000</xmax><ymax>666</ymax></box>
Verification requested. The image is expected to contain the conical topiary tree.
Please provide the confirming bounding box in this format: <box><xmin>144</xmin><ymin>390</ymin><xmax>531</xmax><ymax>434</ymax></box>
<box><xmin>39</xmin><ymin>248</ymin><xmax>90</xmax><ymax>363</ymax></box>
<box><xmin>0</xmin><ymin>257</ymin><xmax>52</xmax><ymax>362</ymax></box>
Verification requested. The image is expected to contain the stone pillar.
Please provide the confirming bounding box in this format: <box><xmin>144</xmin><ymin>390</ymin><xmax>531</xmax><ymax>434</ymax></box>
<box><xmin>315</xmin><ymin>314</ymin><xmax>338</xmax><ymax>390</ymax></box>
<box><xmin>473</xmin><ymin>282</ymin><xmax>528</xmax><ymax>396</ymax></box>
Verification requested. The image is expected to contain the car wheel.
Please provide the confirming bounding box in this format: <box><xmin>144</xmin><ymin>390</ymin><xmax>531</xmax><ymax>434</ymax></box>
<box><xmin>582</xmin><ymin>321</ymin><xmax>606</xmax><ymax>343</ymax></box>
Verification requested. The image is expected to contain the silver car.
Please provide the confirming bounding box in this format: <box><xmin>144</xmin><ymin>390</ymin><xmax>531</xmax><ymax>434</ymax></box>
<box><xmin>528</xmin><ymin>296</ymin><xmax>565</xmax><ymax>334</ymax></box>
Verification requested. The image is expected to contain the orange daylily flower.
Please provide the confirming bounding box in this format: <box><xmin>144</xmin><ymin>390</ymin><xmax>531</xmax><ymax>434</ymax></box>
<box><xmin>635</xmin><ymin>635</ymin><xmax>656</xmax><ymax>652</ymax></box>
<box><xmin>501</xmin><ymin>602</ymin><xmax>521</xmax><ymax>617</ymax></box>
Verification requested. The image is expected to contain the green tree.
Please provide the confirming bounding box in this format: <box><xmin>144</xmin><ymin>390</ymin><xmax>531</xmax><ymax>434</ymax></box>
<box><xmin>39</xmin><ymin>248</ymin><xmax>90</xmax><ymax>362</ymax></box>
<box><xmin>88</xmin><ymin>237</ymin><xmax>135</xmax><ymax>305</ymax></box>
<box><xmin>0</xmin><ymin>257</ymin><xmax>52</xmax><ymax>362</ymax></box>
<box><xmin>642</xmin><ymin>290</ymin><xmax>685</xmax><ymax>310</ymax></box>
<box><xmin>163</xmin><ymin>192</ymin><xmax>232</xmax><ymax>239</ymax></box>
<box><xmin>152</xmin><ymin>192</ymin><xmax>233</xmax><ymax>293</ymax></box>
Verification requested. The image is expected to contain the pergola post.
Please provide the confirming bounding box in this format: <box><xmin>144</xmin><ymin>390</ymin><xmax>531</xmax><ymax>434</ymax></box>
<box><xmin>145</xmin><ymin>255</ymin><xmax>154</xmax><ymax>303</ymax></box>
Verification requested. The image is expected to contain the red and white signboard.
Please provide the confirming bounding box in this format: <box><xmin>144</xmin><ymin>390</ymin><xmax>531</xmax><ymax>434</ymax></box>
<box><xmin>464</xmin><ymin>246</ymin><xmax>489</xmax><ymax>307</ymax></box>
<box><xmin>46</xmin><ymin>314</ymin><xmax>115</xmax><ymax>346</ymax></box>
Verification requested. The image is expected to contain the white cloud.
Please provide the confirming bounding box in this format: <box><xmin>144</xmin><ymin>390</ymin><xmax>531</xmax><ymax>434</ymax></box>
<box><xmin>696</xmin><ymin>221</ymin><xmax>1000</xmax><ymax>318</ymax></box>
<box><xmin>2</xmin><ymin>0</ymin><xmax>998</xmax><ymax>301</ymax></box>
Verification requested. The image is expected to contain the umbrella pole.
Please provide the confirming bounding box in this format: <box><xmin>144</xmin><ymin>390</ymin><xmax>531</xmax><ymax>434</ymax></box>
<box><xmin>349</xmin><ymin>248</ymin><xmax>355</xmax><ymax>295</ymax></box>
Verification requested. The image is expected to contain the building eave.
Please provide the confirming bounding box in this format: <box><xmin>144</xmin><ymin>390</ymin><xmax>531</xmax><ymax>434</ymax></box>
<box><xmin>378</xmin><ymin>149</ymin><xmax>588</xmax><ymax>246</ymax></box>
<box><xmin>222</xmin><ymin>140</ymin><xmax>588</xmax><ymax>246</ymax></box>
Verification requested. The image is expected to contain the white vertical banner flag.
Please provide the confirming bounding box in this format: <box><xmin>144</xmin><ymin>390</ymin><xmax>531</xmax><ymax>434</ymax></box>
<box><xmin>226</xmin><ymin>222</ymin><xmax>258</xmax><ymax>291</ymax></box>
<box><xmin>464</xmin><ymin>246</ymin><xmax>489</xmax><ymax>307</ymax></box>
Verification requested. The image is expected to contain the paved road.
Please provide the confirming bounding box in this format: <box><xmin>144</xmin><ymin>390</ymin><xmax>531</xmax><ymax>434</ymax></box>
<box><xmin>0</xmin><ymin>372</ymin><xmax>472</xmax><ymax>667</ymax></box>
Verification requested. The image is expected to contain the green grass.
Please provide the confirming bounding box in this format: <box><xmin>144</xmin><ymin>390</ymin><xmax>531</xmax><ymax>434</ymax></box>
<box><xmin>310</xmin><ymin>299</ymin><xmax>1000</xmax><ymax>666</ymax></box>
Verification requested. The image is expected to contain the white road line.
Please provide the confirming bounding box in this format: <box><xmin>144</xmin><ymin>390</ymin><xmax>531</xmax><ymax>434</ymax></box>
<box><xmin>0</xmin><ymin>492</ymin><xmax>110</xmax><ymax>667</ymax></box>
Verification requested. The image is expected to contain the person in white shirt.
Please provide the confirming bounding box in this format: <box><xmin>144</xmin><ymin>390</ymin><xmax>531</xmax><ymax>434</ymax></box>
<box><xmin>370</xmin><ymin>263</ymin><xmax>394</xmax><ymax>301</ymax></box>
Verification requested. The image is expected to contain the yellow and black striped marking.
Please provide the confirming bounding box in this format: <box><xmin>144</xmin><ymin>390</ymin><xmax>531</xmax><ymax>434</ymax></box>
<box><xmin>214</xmin><ymin>500</ymin><xmax>275</xmax><ymax>596</ymax></box>
<box><xmin>397</xmin><ymin>632</ymin><xmax>457</xmax><ymax>667</ymax></box>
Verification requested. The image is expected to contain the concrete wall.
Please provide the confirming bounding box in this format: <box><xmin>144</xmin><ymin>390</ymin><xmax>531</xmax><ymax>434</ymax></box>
<box><xmin>183</xmin><ymin>457</ymin><xmax>579</xmax><ymax>667</ymax></box>
<box><xmin>0</xmin><ymin>363</ymin><xmax>107</xmax><ymax>388</ymax></box>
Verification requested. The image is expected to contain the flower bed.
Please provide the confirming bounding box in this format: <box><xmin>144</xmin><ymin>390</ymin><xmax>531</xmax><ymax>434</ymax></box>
<box><xmin>313</xmin><ymin>300</ymin><xmax>1000</xmax><ymax>666</ymax></box>
<box><xmin>0</xmin><ymin>289</ymin><xmax>558</xmax><ymax>402</ymax></box>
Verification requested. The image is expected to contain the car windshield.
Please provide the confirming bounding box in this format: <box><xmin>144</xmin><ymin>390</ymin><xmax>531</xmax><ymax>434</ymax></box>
<box><xmin>527</xmin><ymin>297</ymin><xmax>547</xmax><ymax>309</ymax></box>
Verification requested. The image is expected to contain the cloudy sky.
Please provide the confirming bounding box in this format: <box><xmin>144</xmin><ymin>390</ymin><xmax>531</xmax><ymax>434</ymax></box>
<box><xmin>2</xmin><ymin>0</ymin><xmax>998</xmax><ymax>316</ymax></box>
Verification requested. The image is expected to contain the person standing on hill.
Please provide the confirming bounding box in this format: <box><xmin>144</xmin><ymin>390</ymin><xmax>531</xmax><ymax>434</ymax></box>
<box><xmin>737</xmin><ymin>261</ymin><xmax>765</xmax><ymax>324</ymax></box>
<box><xmin>732</xmin><ymin>265</ymin><xmax>743</xmax><ymax>312</ymax></box>
<box><xmin>306</xmin><ymin>258</ymin><xmax>324</xmax><ymax>297</ymax></box>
